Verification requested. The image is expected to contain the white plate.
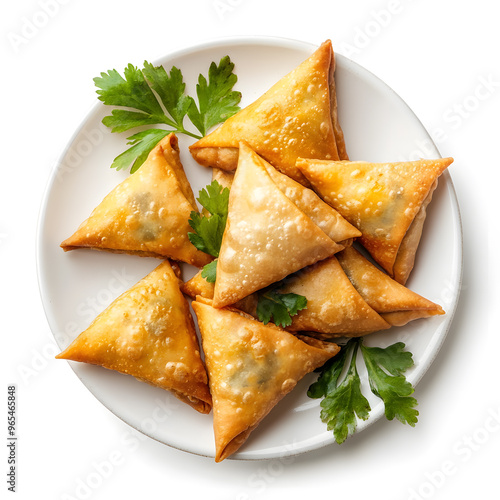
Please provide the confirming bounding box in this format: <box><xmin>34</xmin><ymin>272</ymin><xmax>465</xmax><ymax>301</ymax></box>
<box><xmin>37</xmin><ymin>36</ymin><xmax>462</xmax><ymax>460</ymax></box>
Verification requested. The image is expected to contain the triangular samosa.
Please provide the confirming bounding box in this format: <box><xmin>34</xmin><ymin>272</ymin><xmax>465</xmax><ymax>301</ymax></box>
<box><xmin>56</xmin><ymin>261</ymin><xmax>212</xmax><ymax>413</ymax></box>
<box><xmin>337</xmin><ymin>246</ymin><xmax>444</xmax><ymax>326</ymax></box>
<box><xmin>297</xmin><ymin>157</ymin><xmax>453</xmax><ymax>283</ymax></box>
<box><xmin>189</xmin><ymin>40</ymin><xmax>348</xmax><ymax>184</ymax></box>
<box><xmin>213</xmin><ymin>143</ymin><xmax>358</xmax><ymax>308</ymax></box>
<box><xmin>61</xmin><ymin>133</ymin><xmax>212</xmax><ymax>268</ymax></box>
<box><xmin>281</xmin><ymin>256</ymin><xmax>391</xmax><ymax>337</ymax></box>
<box><xmin>191</xmin><ymin>298</ymin><xmax>336</xmax><ymax>461</ymax></box>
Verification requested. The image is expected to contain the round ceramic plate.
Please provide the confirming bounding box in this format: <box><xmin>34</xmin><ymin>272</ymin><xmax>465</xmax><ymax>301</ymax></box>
<box><xmin>37</xmin><ymin>36</ymin><xmax>462</xmax><ymax>460</ymax></box>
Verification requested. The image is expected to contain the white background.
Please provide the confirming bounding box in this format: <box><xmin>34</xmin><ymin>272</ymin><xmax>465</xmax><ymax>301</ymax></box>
<box><xmin>1</xmin><ymin>0</ymin><xmax>499</xmax><ymax>499</ymax></box>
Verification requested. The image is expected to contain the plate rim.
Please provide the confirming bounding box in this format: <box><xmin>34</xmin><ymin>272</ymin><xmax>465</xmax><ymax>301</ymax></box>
<box><xmin>36</xmin><ymin>35</ymin><xmax>463</xmax><ymax>461</ymax></box>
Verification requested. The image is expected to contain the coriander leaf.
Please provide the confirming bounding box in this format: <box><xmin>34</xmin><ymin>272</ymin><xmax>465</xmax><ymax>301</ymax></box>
<box><xmin>187</xmin><ymin>56</ymin><xmax>241</xmax><ymax>136</ymax></box>
<box><xmin>255</xmin><ymin>293</ymin><xmax>278</xmax><ymax>325</ymax></box>
<box><xmin>95</xmin><ymin>64</ymin><xmax>164</xmax><ymax>115</ymax></box>
<box><xmin>361</xmin><ymin>343</ymin><xmax>419</xmax><ymax>426</ymax></box>
<box><xmin>317</xmin><ymin>339</ymin><xmax>371</xmax><ymax>444</ymax></box>
<box><xmin>188</xmin><ymin>180</ymin><xmax>229</xmax><ymax>260</ymax></box>
<box><xmin>201</xmin><ymin>259</ymin><xmax>218</xmax><ymax>283</ymax></box>
<box><xmin>102</xmin><ymin>110</ymin><xmax>169</xmax><ymax>134</ymax></box>
<box><xmin>256</xmin><ymin>290</ymin><xmax>307</xmax><ymax>328</ymax></box>
<box><xmin>95</xmin><ymin>57</ymin><xmax>241</xmax><ymax>174</ymax></box>
<box><xmin>110</xmin><ymin>129</ymin><xmax>169</xmax><ymax>173</ymax></box>
<box><xmin>279</xmin><ymin>293</ymin><xmax>308</xmax><ymax>316</ymax></box>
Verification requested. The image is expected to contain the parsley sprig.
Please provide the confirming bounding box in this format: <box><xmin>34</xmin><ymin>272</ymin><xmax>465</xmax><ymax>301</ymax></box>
<box><xmin>308</xmin><ymin>337</ymin><xmax>418</xmax><ymax>444</ymax></box>
<box><xmin>94</xmin><ymin>57</ymin><xmax>241</xmax><ymax>173</ymax></box>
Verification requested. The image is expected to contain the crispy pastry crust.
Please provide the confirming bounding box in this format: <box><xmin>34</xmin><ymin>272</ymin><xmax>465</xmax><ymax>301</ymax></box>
<box><xmin>337</xmin><ymin>245</ymin><xmax>444</xmax><ymax>326</ymax></box>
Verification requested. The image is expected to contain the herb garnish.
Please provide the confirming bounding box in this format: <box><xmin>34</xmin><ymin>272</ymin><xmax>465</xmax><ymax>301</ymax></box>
<box><xmin>308</xmin><ymin>337</ymin><xmax>418</xmax><ymax>444</ymax></box>
<box><xmin>94</xmin><ymin>57</ymin><xmax>241</xmax><ymax>173</ymax></box>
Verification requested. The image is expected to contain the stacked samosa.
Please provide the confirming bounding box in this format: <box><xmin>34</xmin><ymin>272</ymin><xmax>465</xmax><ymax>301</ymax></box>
<box><xmin>296</xmin><ymin>157</ymin><xmax>453</xmax><ymax>284</ymax></box>
<box><xmin>184</xmin><ymin>145</ymin><xmax>445</xmax><ymax>338</ymax></box>
<box><xmin>184</xmin><ymin>246</ymin><xmax>444</xmax><ymax>338</ymax></box>
<box><xmin>185</xmin><ymin>142</ymin><xmax>446</xmax><ymax>458</ymax></box>
<box><xmin>189</xmin><ymin>39</ymin><xmax>348</xmax><ymax>184</ymax></box>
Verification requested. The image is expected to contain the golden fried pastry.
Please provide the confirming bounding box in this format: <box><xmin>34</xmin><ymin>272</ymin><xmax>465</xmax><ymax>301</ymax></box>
<box><xmin>56</xmin><ymin>261</ymin><xmax>212</xmax><ymax>413</ymax></box>
<box><xmin>189</xmin><ymin>40</ymin><xmax>348</xmax><ymax>184</ymax></box>
<box><xmin>297</xmin><ymin>157</ymin><xmax>453</xmax><ymax>283</ymax></box>
<box><xmin>61</xmin><ymin>133</ymin><xmax>212</xmax><ymax>268</ymax></box>
<box><xmin>181</xmin><ymin>270</ymin><xmax>215</xmax><ymax>301</ymax></box>
<box><xmin>213</xmin><ymin>144</ymin><xmax>358</xmax><ymax>308</ymax></box>
<box><xmin>337</xmin><ymin>246</ymin><xmax>444</xmax><ymax>326</ymax></box>
<box><xmin>281</xmin><ymin>256</ymin><xmax>391</xmax><ymax>337</ymax></box>
<box><xmin>192</xmin><ymin>297</ymin><xmax>336</xmax><ymax>461</ymax></box>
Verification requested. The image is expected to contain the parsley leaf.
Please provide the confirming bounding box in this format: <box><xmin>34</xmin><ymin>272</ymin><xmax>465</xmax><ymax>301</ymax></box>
<box><xmin>188</xmin><ymin>211</ymin><xmax>225</xmax><ymax>257</ymax></box>
<box><xmin>110</xmin><ymin>129</ymin><xmax>169</xmax><ymax>173</ymax></box>
<box><xmin>94</xmin><ymin>57</ymin><xmax>241</xmax><ymax>173</ymax></box>
<box><xmin>187</xmin><ymin>56</ymin><xmax>242</xmax><ymax>136</ymax></box>
<box><xmin>95</xmin><ymin>64</ymin><xmax>168</xmax><ymax>132</ymax></box>
<box><xmin>142</xmin><ymin>62</ymin><xmax>193</xmax><ymax>129</ymax></box>
<box><xmin>256</xmin><ymin>290</ymin><xmax>307</xmax><ymax>328</ymax></box>
<box><xmin>311</xmin><ymin>339</ymin><xmax>371</xmax><ymax>444</ymax></box>
<box><xmin>361</xmin><ymin>343</ymin><xmax>419</xmax><ymax>426</ymax></box>
<box><xmin>360</xmin><ymin>342</ymin><xmax>414</xmax><ymax>377</ymax></box>
<box><xmin>307</xmin><ymin>343</ymin><xmax>350</xmax><ymax>400</ymax></box>
<box><xmin>197</xmin><ymin>180</ymin><xmax>230</xmax><ymax>223</ymax></box>
<box><xmin>201</xmin><ymin>259</ymin><xmax>218</xmax><ymax>283</ymax></box>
